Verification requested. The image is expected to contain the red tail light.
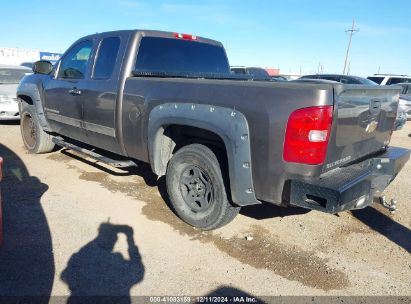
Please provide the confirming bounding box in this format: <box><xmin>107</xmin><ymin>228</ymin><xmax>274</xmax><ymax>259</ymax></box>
<box><xmin>283</xmin><ymin>106</ymin><xmax>333</xmax><ymax>165</ymax></box>
<box><xmin>173</xmin><ymin>32</ymin><xmax>197</xmax><ymax>40</ymax></box>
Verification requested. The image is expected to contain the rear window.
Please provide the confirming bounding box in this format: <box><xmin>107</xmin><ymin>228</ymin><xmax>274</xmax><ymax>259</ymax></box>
<box><xmin>135</xmin><ymin>37</ymin><xmax>230</xmax><ymax>74</ymax></box>
<box><xmin>367</xmin><ymin>76</ymin><xmax>384</xmax><ymax>84</ymax></box>
<box><xmin>0</xmin><ymin>68</ymin><xmax>28</xmax><ymax>84</ymax></box>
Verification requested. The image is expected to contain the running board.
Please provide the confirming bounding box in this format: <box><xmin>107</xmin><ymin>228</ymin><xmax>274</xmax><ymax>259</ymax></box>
<box><xmin>52</xmin><ymin>137</ymin><xmax>137</xmax><ymax>168</ymax></box>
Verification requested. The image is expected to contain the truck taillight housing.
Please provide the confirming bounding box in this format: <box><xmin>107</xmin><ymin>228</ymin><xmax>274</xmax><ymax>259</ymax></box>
<box><xmin>283</xmin><ymin>106</ymin><xmax>333</xmax><ymax>165</ymax></box>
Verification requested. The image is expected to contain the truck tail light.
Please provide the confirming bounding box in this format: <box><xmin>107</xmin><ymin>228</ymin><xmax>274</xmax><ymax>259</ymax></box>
<box><xmin>173</xmin><ymin>32</ymin><xmax>197</xmax><ymax>40</ymax></box>
<box><xmin>283</xmin><ymin>106</ymin><xmax>333</xmax><ymax>165</ymax></box>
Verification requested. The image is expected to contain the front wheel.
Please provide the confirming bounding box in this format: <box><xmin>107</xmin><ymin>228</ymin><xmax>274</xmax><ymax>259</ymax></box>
<box><xmin>20</xmin><ymin>103</ymin><xmax>55</xmax><ymax>154</ymax></box>
<box><xmin>166</xmin><ymin>144</ymin><xmax>240</xmax><ymax>230</ymax></box>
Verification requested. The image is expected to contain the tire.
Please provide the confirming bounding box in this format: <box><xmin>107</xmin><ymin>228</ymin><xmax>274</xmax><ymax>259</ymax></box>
<box><xmin>166</xmin><ymin>143</ymin><xmax>240</xmax><ymax>230</ymax></box>
<box><xmin>20</xmin><ymin>103</ymin><xmax>55</xmax><ymax>154</ymax></box>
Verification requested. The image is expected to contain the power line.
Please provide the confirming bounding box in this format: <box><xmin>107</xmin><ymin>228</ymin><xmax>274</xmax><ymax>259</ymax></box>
<box><xmin>342</xmin><ymin>19</ymin><xmax>359</xmax><ymax>75</ymax></box>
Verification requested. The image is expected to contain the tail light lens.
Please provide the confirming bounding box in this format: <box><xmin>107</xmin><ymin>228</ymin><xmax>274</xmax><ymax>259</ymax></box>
<box><xmin>283</xmin><ymin>106</ymin><xmax>333</xmax><ymax>165</ymax></box>
<box><xmin>173</xmin><ymin>33</ymin><xmax>197</xmax><ymax>40</ymax></box>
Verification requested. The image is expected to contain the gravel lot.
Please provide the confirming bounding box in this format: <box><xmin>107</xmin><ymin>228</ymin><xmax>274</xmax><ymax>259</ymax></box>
<box><xmin>0</xmin><ymin>121</ymin><xmax>410</xmax><ymax>300</ymax></box>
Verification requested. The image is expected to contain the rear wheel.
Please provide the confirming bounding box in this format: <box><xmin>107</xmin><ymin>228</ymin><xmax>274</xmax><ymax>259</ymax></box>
<box><xmin>166</xmin><ymin>144</ymin><xmax>240</xmax><ymax>230</ymax></box>
<box><xmin>20</xmin><ymin>103</ymin><xmax>55</xmax><ymax>154</ymax></box>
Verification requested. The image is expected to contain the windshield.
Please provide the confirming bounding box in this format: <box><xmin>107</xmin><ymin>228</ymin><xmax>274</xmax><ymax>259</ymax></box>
<box><xmin>0</xmin><ymin>68</ymin><xmax>28</xmax><ymax>84</ymax></box>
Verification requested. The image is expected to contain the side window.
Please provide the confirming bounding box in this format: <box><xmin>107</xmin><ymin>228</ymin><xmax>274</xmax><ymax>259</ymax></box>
<box><xmin>93</xmin><ymin>37</ymin><xmax>121</xmax><ymax>80</ymax></box>
<box><xmin>58</xmin><ymin>40</ymin><xmax>93</xmax><ymax>79</ymax></box>
<box><xmin>387</xmin><ymin>77</ymin><xmax>411</xmax><ymax>85</ymax></box>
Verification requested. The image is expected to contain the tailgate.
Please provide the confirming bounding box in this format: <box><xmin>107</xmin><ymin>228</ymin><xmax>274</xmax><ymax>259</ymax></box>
<box><xmin>324</xmin><ymin>85</ymin><xmax>401</xmax><ymax>170</ymax></box>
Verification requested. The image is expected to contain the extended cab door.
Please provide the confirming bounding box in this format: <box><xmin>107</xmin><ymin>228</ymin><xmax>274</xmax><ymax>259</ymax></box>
<box><xmin>43</xmin><ymin>39</ymin><xmax>94</xmax><ymax>142</ymax></box>
<box><xmin>81</xmin><ymin>34</ymin><xmax>126</xmax><ymax>154</ymax></box>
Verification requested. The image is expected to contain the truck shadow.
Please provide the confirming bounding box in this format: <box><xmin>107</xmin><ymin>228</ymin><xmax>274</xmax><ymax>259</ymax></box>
<box><xmin>59</xmin><ymin>149</ymin><xmax>309</xmax><ymax>221</ymax></box>
<box><xmin>351</xmin><ymin>205</ymin><xmax>411</xmax><ymax>253</ymax></box>
<box><xmin>61</xmin><ymin>222</ymin><xmax>145</xmax><ymax>304</ymax></box>
<box><xmin>240</xmin><ymin>202</ymin><xmax>310</xmax><ymax>220</ymax></box>
<box><xmin>60</xmin><ymin>149</ymin><xmax>158</xmax><ymax>186</ymax></box>
<box><xmin>0</xmin><ymin>144</ymin><xmax>54</xmax><ymax>300</ymax></box>
<box><xmin>0</xmin><ymin>121</ymin><xmax>19</xmax><ymax>126</ymax></box>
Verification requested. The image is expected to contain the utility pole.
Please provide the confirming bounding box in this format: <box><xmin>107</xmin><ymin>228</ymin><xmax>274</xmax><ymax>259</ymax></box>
<box><xmin>342</xmin><ymin>19</ymin><xmax>359</xmax><ymax>75</ymax></box>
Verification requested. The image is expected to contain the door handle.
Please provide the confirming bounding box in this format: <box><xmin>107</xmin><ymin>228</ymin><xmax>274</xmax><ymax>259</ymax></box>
<box><xmin>68</xmin><ymin>88</ymin><xmax>82</xmax><ymax>96</ymax></box>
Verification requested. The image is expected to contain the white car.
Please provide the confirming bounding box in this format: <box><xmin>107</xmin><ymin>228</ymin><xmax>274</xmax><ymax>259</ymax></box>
<box><xmin>0</xmin><ymin>65</ymin><xmax>31</xmax><ymax>120</ymax></box>
<box><xmin>367</xmin><ymin>74</ymin><xmax>411</xmax><ymax>85</ymax></box>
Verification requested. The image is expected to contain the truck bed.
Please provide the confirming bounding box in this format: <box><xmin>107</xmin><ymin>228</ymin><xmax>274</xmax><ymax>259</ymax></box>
<box><xmin>121</xmin><ymin>77</ymin><xmax>400</xmax><ymax>205</ymax></box>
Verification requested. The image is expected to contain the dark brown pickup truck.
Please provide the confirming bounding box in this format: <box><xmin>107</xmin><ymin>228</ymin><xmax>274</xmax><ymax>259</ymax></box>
<box><xmin>17</xmin><ymin>30</ymin><xmax>410</xmax><ymax>229</ymax></box>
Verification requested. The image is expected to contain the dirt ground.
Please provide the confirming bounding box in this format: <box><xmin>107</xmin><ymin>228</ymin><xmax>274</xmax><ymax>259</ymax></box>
<box><xmin>0</xmin><ymin>120</ymin><xmax>410</xmax><ymax>300</ymax></box>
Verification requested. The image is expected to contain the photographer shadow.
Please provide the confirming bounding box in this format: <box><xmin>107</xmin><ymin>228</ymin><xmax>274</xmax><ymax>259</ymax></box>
<box><xmin>0</xmin><ymin>143</ymin><xmax>54</xmax><ymax>300</ymax></box>
<box><xmin>61</xmin><ymin>223</ymin><xmax>145</xmax><ymax>303</ymax></box>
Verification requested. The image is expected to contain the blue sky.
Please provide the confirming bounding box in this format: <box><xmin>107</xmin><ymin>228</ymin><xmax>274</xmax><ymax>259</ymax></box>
<box><xmin>1</xmin><ymin>0</ymin><xmax>410</xmax><ymax>76</ymax></box>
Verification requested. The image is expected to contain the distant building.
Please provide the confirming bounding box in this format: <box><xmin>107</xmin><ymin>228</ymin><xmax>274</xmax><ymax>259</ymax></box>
<box><xmin>265</xmin><ymin>68</ymin><xmax>280</xmax><ymax>76</ymax></box>
<box><xmin>0</xmin><ymin>47</ymin><xmax>62</xmax><ymax>66</ymax></box>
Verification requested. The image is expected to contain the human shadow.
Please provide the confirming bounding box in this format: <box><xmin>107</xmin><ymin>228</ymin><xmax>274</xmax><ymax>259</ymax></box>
<box><xmin>351</xmin><ymin>204</ymin><xmax>411</xmax><ymax>253</ymax></box>
<box><xmin>61</xmin><ymin>222</ymin><xmax>145</xmax><ymax>304</ymax></box>
<box><xmin>0</xmin><ymin>144</ymin><xmax>54</xmax><ymax>300</ymax></box>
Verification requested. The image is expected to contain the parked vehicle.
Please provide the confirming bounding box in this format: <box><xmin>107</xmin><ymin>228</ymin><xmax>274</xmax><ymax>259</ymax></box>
<box><xmin>367</xmin><ymin>74</ymin><xmax>411</xmax><ymax>85</ymax></box>
<box><xmin>397</xmin><ymin>83</ymin><xmax>411</xmax><ymax>95</ymax></box>
<box><xmin>395</xmin><ymin>83</ymin><xmax>411</xmax><ymax>120</ymax></box>
<box><xmin>300</xmin><ymin>74</ymin><xmax>377</xmax><ymax>85</ymax></box>
<box><xmin>0</xmin><ymin>65</ymin><xmax>31</xmax><ymax>120</ymax></box>
<box><xmin>231</xmin><ymin>66</ymin><xmax>272</xmax><ymax>80</ymax></box>
<box><xmin>17</xmin><ymin>30</ymin><xmax>410</xmax><ymax>229</ymax></box>
<box><xmin>20</xmin><ymin>62</ymin><xmax>34</xmax><ymax>69</ymax></box>
<box><xmin>270</xmin><ymin>75</ymin><xmax>288</xmax><ymax>81</ymax></box>
<box><xmin>299</xmin><ymin>74</ymin><xmax>406</xmax><ymax>130</ymax></box>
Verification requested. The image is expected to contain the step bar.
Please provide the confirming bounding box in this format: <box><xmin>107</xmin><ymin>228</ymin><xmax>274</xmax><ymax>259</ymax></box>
<box><xmin>52</xmin><ymin>137</ymin><xmax>137</xmax><ymax>168</ymax></box>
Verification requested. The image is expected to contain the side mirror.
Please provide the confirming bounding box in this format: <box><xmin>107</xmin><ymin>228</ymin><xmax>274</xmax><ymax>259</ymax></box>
<box><xmin>32</xmin><ymin>60</ymin><xmax>53</xmax><ymax>75</ymax></box>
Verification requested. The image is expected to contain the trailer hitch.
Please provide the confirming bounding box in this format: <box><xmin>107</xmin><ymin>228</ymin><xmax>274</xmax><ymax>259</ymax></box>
<box><xmin>378</xmin><ymin>195</ymin><xmax>398</xmax><ymax>213</ymax></box>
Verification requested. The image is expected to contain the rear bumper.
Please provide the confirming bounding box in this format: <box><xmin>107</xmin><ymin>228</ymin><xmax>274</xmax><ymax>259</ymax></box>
<box><xmin>289</xmin><ymin>147</ymin><xmax>410</xmax><ymax>213</ymax></box>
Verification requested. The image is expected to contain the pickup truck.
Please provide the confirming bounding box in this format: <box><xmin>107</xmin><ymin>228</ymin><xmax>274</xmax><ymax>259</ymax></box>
<box><xmin>17</xmin><ymin>30</ymin><xmax>410</xmax><ymax>230</ymax></box>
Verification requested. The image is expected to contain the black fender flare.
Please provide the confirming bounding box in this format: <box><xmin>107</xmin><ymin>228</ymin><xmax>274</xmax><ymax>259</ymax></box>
<box><xmin>148</xmin><ymin>103</ymin><xmax>260</xmax><ymax>206</ymax></box>
<box><xmin>17</xmin><ymin>82</ymin><xmax>51</xmax><ymax>132</ymax></box>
